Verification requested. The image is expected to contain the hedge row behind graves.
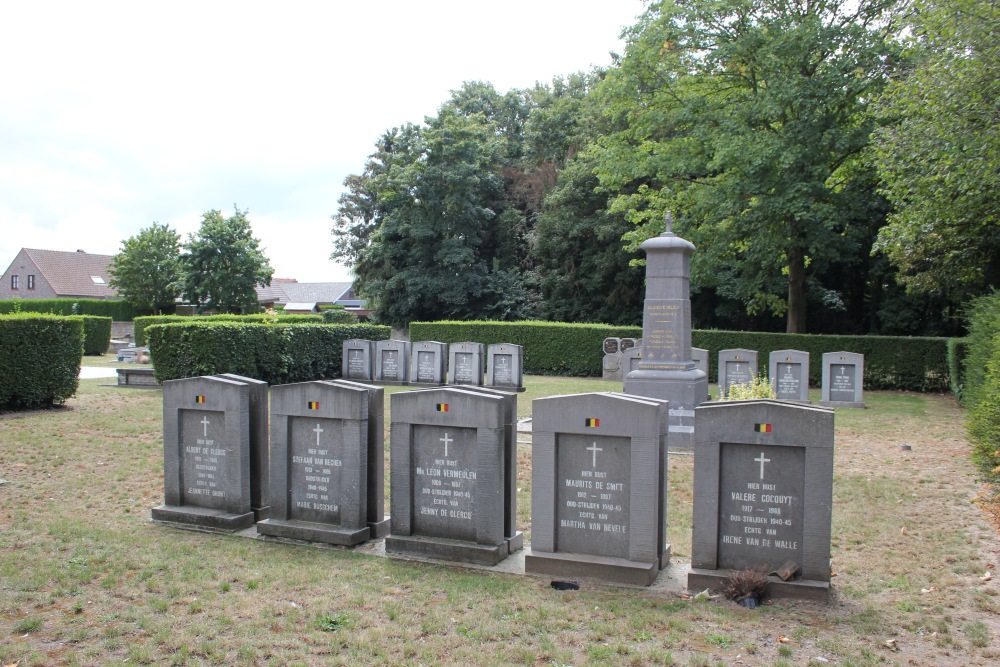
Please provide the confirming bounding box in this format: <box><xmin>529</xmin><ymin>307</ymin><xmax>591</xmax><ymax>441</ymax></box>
<box><xmin>146</xmin><ymin>322</ymin><xmax>390</xmax><ymax>384</ymax></box>
<box><xmin>0</xmin><ymin>314</ymin><xmax>82</xmax><ymax>410</ymax></box>
<box><xmin>0</xmin><ymin>298</ymin><xmax>149</xmax><ymax>321</ymax></box>
<box><xmin>134</xmin><ymin>314</ymin><xmax>325</xmax><ymax>346</ymax></box>
<box><xmin>410</xmin><ymin>320</ymin><xmax>953</xmax><ymax>392</ymax></box>
<box><xmin>77</xmin><ymin>316</ymin><xmax>112</xmax><ymax>355</ymax></box>
<box><xmin>962</xmin><ymin>291</ymin><xmax>1000</xmax><ymax>483</ymax></box>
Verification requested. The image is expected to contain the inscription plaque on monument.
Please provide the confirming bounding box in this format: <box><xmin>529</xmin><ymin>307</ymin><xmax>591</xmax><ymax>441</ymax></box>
<box><xmin>820</xmin><ymin>351</ymin><xmax>865</xmax><ymax>408</ymax></box>
<box><xmin>342</xmin><ymin>339</ymin><xmax>374</xmax><ymax>382</ymax></box>
<box><xmin>526</xmin><ymin>392</ymin><xmax>669</xmax><ymax>586</ymax></box>
<box><xmin>719</xmin><ymin>349</ymin><xmax>758</xmax><ymax>398</ymax></box>
<box><xmin>375</xmin><ymin>340</ymin><xmax>410</xmax><ymax>385</ymax></box>
<box><xmin>153</xmin><ymin>375</ymin><xmax>255</xmax><ymax>531</ymax></box>
<box><xmin>768</xmin><ymin>350</ymin><xmax>810</xmax><ymax>403</ymax></box>
<box><xmin>486</xmin><ymin>343</ymin><xmax>524</xmax><ymax>392</ymax></box>
<box><xmin>410</xmin><ymin>341</ymin><xmax>448</xmax><ymax>386</ymax></box>
<box><xmin>411</xmin><ymin>426</ymin><xmax>477</xmax><ymax>541</ymax></box>
<box><xmin>448</xmin><ymin>342</ymin><xmax>484</xmax><ymax>386</ymax></box>
<box><xmin>690</xmin><ymin>399</ymin><xmax>834</xmax><ymax>602</ymax></box>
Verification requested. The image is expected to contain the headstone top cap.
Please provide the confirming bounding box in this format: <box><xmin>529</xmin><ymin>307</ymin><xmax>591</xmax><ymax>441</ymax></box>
<box><xmin>664</xmin><ymin>211</ymin><xmax>674</xmax><ymax>235</ymax></box>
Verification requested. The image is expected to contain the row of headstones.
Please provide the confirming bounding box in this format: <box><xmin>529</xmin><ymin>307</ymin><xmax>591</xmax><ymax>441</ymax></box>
<box><xmin>604</xmin><ymin>338</ymin><xmax>865</xmax><ymax>408</ymax></box>
<box><xmin>344</xmin><ymin>339</ymin><xmax>525</xmax><ymax>392</ymax></box>
<box><xmin>152</xmin><ymin>375</ymin><xmax>834</xmax><ymax>601</ymax></box>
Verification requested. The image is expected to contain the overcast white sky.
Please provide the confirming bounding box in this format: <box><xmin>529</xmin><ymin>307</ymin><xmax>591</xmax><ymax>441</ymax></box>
<box><xmin>0</xmin><ymin>1</ymin><xmax>645</xmax><ymax>283</ymax></box>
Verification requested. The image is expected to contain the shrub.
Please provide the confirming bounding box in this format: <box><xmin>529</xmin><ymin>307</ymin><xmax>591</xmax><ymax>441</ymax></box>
<box><xmin>948</xmin><ymin>337</ymin><xmax>970</xmax><ymax>403</ymax></box>
<box><xmin>961</xmin><ymin>291</ymin><xmax>1000</xmax><ymax>408</ymax></box>
<box><xmin>967</xmin><ymin>335</ymin><xmax>1000</xmax><ymax>484</ymax></box>
<box><xmin>76</xmin><ymin>315</ymin><xmax>113</xmax><ymax>355</ymax></box>
<box><xmin>134</xmin><ymin>313</ymin><xmax>325</xmax><ymax>346</ymax></box>
<box><xmin>722</xmin><ymin>376</ymin><xmax>776</xmax><ymax>400</ymax></box>
<box><xmin>0</xmin><ymin>298</ymin><xmax>149</xmax><ymax>321</ymax></box>
<box><xmin>146</xmin><ymin>322</ymin><xmax>390</xmax><ymax>384</ymax></box>
<box><xmin>321</xmin><ymin>307</ymin><xmax>355</xmax><ymax>324</ymax></box>
<box><xmin>0</xmin><ymin>314</ymin><xmax>82</xmax><ymax>410</ymax></box>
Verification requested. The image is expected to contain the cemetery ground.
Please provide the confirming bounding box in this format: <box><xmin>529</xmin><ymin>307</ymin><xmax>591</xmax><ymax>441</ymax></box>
<box><xmin>1</xmin><ymin>358</ymin><xmax>998</xmax><ymax>666</ymax></box>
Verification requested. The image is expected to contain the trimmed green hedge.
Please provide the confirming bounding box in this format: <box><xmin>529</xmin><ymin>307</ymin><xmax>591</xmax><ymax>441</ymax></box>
<box><xmin>0</xmin><ymin>314</ymin><xmax>82</xmax><ymax>409</ymax></box>
<box><xmin>410</xmin><ymin>321</ymin><xmax>953</xmax><ymax>392</ymax></box>
<box><xmin>134</xmin><ymin>314</ymin><xmax>325</xmax><ymax>346</ymax></box>
<box><xmin>961</xmin><ymin>291</ymin><xmax>1000</xmax><ymax>408</ymax></box>
<box><xmin>968</xmin><ymin>335</ymin><xmax>1000</xmax><ymax>484</ymax></box>
<box><xmin>76</xmin><ymin>316</ymin><xmax>113</xmax><ymax>355</ymax></box>
<box><xmin>147</xmin><ymin>322</ymin><xmax>390</xmax><ymax>384</ymax></box>
<box><xmin>0</xmin><ymin>299</ymin><xmax>149</xmax><ymax>321</ymax></box>
<box><xmin>948</xmin><ymin>338</ymin><xmax>970</xmax><ymax>402</ymax></box>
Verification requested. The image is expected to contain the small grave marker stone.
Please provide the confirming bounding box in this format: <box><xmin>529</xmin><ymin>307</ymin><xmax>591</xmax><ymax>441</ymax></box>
<box><xmin>689</xmin><ymin>399</ymin><xmax>834</xmax><ymax>602</ymax></box>
<box><xmin>342</xmin><ymin>339</ymin><xmax>375</xmax><ymax>382</ymax></box>
<box><xmin>410</xmin><ymin>341</ymin><xmax>448</xmax><ymax>386</ymax></box>
<box><xmin>448</xmin><ymin>341</ymin><xmax>485</xmax><ymax>386</ymax></box>
<box><xmin>820</xmin><ymin>352</ymin><xmax>865</xmax><ymax>408</ymax></box>
<box><xmin>602</xmin><ymin>338</ymin><xmax>622</xmax><ymax>382</ymax></box>
<box><xmin>526</xmin><ymin>392</ymin><xmax>670</xmax><ymax>585</ymax></box>
<box><xmin>386</xmin><ymin>387</ymin><xmax>511</xmax><ymax>565</ymax></box>
<box><xmin>375</xmin><ymin>339</ymin><xmax>410</xmax><ymax>385</ymax></box>
<box><xmin>624</xmin><ymin>346</ymin><xmax>643</xmax><ymax>373</ymax></box>
<box><xmin>768</xmin><ymin>350</ymin><xmax>810</xmax><ymax>403</ymax></box>
<box><xmin>486</xmin><ymin>343</ymin><xmax>525</xmax><ymax>392</ymax></box>
<box><xmin>152</xmin><ymin>376</ymin><xmax>255</xmax><ymax>531</ymax></box>
<box><xmin>691</xmin><ymin>347</ymin><xmax>709</xmax><ymax>378</ymax></box>
<box><xmin>719</xmin><ymin>349</ymin><xmax>758</xmax><ymax>398</ymax></box>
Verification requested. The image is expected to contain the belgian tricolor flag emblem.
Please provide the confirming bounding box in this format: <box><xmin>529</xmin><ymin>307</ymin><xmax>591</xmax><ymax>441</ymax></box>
<box><xmin>307</xmin><ymin>401</ymin><xmax>320</xmax><ymax>410</ymax></box>
<box><xmin>195</xmin><ymin>395</ymin><xmax>206</xmax><ymax>404</ymax></box>
<box><xmin>754</xmin><ymin>423</ymin><xmax>773</xmax><ymax>433</ymax></box>
<box><xmin>436</xmin><ymin>403</ymin><xmax>449</xmax><ymax>412</ymax></box>
<box><xmin>585</xmin><ymin>418</ymin><xmax>600</xmax><ymax>428</ymax></box>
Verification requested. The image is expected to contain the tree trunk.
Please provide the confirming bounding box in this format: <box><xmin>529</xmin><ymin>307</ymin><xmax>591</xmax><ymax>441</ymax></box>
<box><xmin>787</xmin><ymin>241</ymin><xmax>807</xmax><ymax>334</ymax></box>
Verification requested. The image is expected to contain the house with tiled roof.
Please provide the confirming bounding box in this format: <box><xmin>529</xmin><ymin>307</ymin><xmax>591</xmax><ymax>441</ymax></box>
<box><xmin>255</xmin><ymin>280</ymin><xmax>369</xmax><ymax>316</ymax></box>
<box><xmin>0</xmin><ymin>248</ymin><xmax>119</xmax><ymax>300</ymax></box>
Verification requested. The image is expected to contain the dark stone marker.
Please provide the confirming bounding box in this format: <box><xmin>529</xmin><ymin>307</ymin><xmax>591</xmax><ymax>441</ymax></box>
<box><xmin>486</xmin><ymin>343</ymin><xmax>524</xmax><ymax>392</ymax></box>
<box><xmin>620</xmin><ymin>338</ymin><xmax>638</xmax><ymax>352</ymax></box>
<box><xmin>386</xmin><ymin>387</ymin><xmax>511</xmax><ymax>565</ymax></box>
<box><xmin>375</xmin><ymin>339</ymin><xmax>409</xmax><ymax>386</ymax></box>
<box><xmin>153</xmin><ymin>376</ymin><xmax>255</xmax><ymax>531</ymax></box>
<box><xmin>820</xmin><ymin>352</ymin><xmax>865</xmax><ymax>408</ymax></box>
<box><xmin>689</xmin><ymin>399</ymin><xmax>834</xmax><ymax>603</ymax></box>
<box><xmin>768</xmin><ymin>350</ymin><xmax>810</xmax><ymax>403</ymax></box>
<box><xmin>448</xmin><ymin>341</ymin><xmax>484</xmax><ymax>386</ymax></box>
<box><xmin>526</xmin><ymin>392</ymin><xmax>670</xmax><ymax>586</ymax></box>
<box><xmin>342</xmin><ymin>339</ymin><xmax>375</xmax><ymax>382</ymax></box>
<box><xmin>718</xmin><ymin>348</ymin><xmax>758</xmax><ymax>398</ymax></box>
<box><xmin>410</xmin><ymin>341</ymin><xmax>448</xmax><ymax>386</ymax></box>
<box><xmin>602</xmin><ymin>337</ymin><xmax>622</xmax><ymax>382</ymax></box>
<box><xmin>214</xmin><ymin>374</ymin><xmax>269</xmax><ymax>521</ymax></box>
<box><xmin>257</xmin><ymin>380</ymin><xmax>387</xmax><ymax>545</ymax></box>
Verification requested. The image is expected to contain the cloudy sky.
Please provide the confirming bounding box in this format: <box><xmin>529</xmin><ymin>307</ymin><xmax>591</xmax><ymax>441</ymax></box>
<box><xmin>0</xmin><ymin>1</ymin><xmax>645</xmax><ymax>283</ymax></box>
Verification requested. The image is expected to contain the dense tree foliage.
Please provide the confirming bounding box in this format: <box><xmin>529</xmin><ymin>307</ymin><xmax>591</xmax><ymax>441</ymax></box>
<box><xmin>874</xmin><ymin>0</ymin><xmax>1000</xmax><ymax>300</ymax></box>
<box><xmin>182</xmin><ymin>207</ymin><xmax>273</xmax><ymax>314</ymax></box>
<box><xmin>108</xmin><ymin>222</ymin><xmax>182</xmax><ymax>315</ymax></box>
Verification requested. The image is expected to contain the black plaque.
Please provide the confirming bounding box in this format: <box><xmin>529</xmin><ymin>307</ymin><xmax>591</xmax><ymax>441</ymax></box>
<box><xmin>287</xmin><ymin>416</ymin><xmax>344</xmax><ymax>523</ymax></box>
<box><xmin>775</xmin><ymin>362</ymin><xmax>801</xmax><ymax>400</ymax></box>
<box><xmin>416</xmin><ymin>351</ymin><xmax>436</xmax><ymax>382</ymax></box>
<box><xmin>725</xmin><ymin>360</ymin><xmax>754</xmax><ymax>389</ymax></box>
<box><xmin>411</xmin><ymin>425</ymin><xmax>477</xmax><ymax>542</ymax></box>
<box><xmin>180</xmin><ymin>409</ymin><xmax>229</xmax><ymax>508</ymax></box>
<box><xmin>380</xmin><ymin>350</ymin><xmax>400</xmax><ymax>381</ymax></box>
<box><xmin>346</xmin><ymin>349</ymin><xmax>366</xmax><ymax>380</ymax></box>
<box><xmin>493</xmin><ymin>354</ymin><xmax>513</xmax><ymax>385</ymax></box>
<box><xmin>717</xmin><ymin>443</ymin><xmax>804</xmax><ymax>571</ymax></box>
<box><xmin>603</xmin><ymin>338</ymin><xmax>619</xmax><ymax>354</ymax></box>
<box><xmin>555</xmin><ymin>434</ymin><xmax>631</xmax><ymax>559</ymax></box>
<box><xmin>829</xmin><ymin>365</ymin><xmax>856</xmax><ymax>403</ymax></box>
<box><xmin>453</xmin><ymin>353</ymin><xmax>474</xmax><ymax>383</ymax></box>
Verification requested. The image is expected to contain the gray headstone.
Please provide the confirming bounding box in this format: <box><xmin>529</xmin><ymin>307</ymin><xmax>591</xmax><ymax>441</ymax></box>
<box><xmin>486</xmin><ymin>343</ymin><xmax>525</xmax><ymax>392</ymax></box>
<box><xmin>257</xmin><ymin>380</ymin><xmax>384</xmax><ymax>545</ymax></box>
<box><xmin>689</xmin><ymin>399</ymin><xmax>834</xmax><ymax>603</ymax></box>
<box><xmin>375</xmin><ymin>339</ymin><xmax>410</xmax><ymax>385</ymax></box>
<box><xmin>410</xmin><ymin>341</ymin><xmax>448</xmax><ymax>386</ymax></box>
<box><xmin>691</xmin><ymin>347</ymin><xmax>709</xmax><ymax>377</ymax></box>
<box><xmin>624</xmin><ymin>346</ymin><xmax>643</xmax><ymax>373</ymax></box>
<box><xmin>448</xmin><ymin>341</ymin><xmax>485</xmax><ymax>386</ymax></box>
<box><xmin>153</xmin><ymin>376</ymin><xmax>255</xmax><ymax>531</ymax></box>
<box><xmin>820</xmin><ymin>351</ymin><xmax>865</xmax><ymax>408</ymax></box>
<box><xmin>342</xmin><ymin>339</ymin><xmax>375</xmax><ymax>382</ymax></box>
<box><xmin>622</xmin><ymin>214</ymin><xmax>708</xmax><ymax>450</ymax></box>
<box><xmin>768</xmin><ymin>350</ymin><xmax>810</xmax><ymax>403</ymax></box>
<box><xmin>214</xmin><ymin>373</ymin><xmax>269</xmax><ymax>521</ymax></box>
<box><xmin>526</xmin><ymin>392</ymin><xmax>670</xmax><ymax>586</ymax></box>
<box><xmin>386</xmin><ymin>387</ymin><xmax>510</xmax><ymax>565</ymax></box>
<box><xmin>718</xmin><ymin>349</ymin><xmax>759</xmax><ymax>398</ymax></box>
<box><xmin>602</xmin><ymin>338</ymin><xmax>622</xmax><ymax>382</ymax></box>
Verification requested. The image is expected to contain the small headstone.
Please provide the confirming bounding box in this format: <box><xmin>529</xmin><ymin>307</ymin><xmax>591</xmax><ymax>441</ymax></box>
<box><xmin>691</xmin><ymin>347</ymin><xmax>709</xmax><ymax>378</ymax></box>
<box><xmin>624</xmin><ymin>346</ymin><xmax>643</xmax><ymax>374</ymax></box>
<box><xmin>386</xmin><ymin>387</ymin><xmax>511</xmax><ymax>565</ymax></box>
<box><xmin>410</xmin><ymin>341</ymin><xmax>448</xmax><ymax>386</ymax></box>
<box><xmin>820</xmin><ymin>352</ymin><xmax>865</xmax><ymax>408</ymax></box>
<box><xmin>342</xmin><ymin>339</ymin><xmax>375</xmax><ymax>382</ymax></box>
<box><xmin>152</xmin><ymin>376</ymin><xmax>255</xmax><ymax>531</ymax></box>
<box><xmin>768</xmin><ymin>350</ymin><xmax>810</xmax><ymax>403</ymax></box>
<box><xmin>526</xmin><ymin>392</ymin><xmax>670</xmax><ymax>586</ymax></box>
<box><xmin>448</xmin><ymin>341</ymin><xmax>485</xmax><ymax>386</ymax></box>
<box><xmin>257</xmin><ymin>380</ymin><xmax>385</xmax><ymax>545</ymax></box>
<box><xmin>486</xmin><ymin>343</ymin><xmax>525</xmax><ymax>392</ymax></box>
<box><xmin>375</xmin><ymin>339</ymin><xmax>410</xmax><ymax>385</ymax></box>
<box><xmin>718</xmin><ymin>349</ymin><xmax>758</xmax><ymax>398</ymax></box>
<box><xmin>688</xmin><ymin>399</ymin><xmax>834</xmax><ymax>603</ymax></box>
<box><xmin>214</xmin><ymin>373</ymin><xmax>269</xmax><ymax>521</ymax></box>
<box><xmin>602</xmin><ymin>337</ymin><xmax>623</xmax><ymax>382</ymax></box>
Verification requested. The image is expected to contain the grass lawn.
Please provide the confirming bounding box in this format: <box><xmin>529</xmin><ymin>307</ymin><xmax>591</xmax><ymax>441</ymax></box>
<box><xmin>1</xmin><ymin>363</ymin><xmax>998</xmax><ymax>666</ymax></box>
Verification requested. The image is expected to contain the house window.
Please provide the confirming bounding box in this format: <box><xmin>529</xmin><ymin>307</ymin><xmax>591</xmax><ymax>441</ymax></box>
<box><xmin>27</xmin><ymin>275</ymin><xmax>35</xmax><ymax>289</ymax></box>
<box><xmin>10</xmin><ymin>275</ymin><xmax>17</xmax><ymax>290</ymax></box>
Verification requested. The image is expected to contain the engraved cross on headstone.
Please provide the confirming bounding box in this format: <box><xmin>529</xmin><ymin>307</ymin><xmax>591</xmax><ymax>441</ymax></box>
<box><xmin>201</xmin><ymin>416</ymin><xmax>210</xmax><ymax>437</ymax></box>
<box><xmin>755</xmin><ymin>452</ymin><xmax>771</xmax><ymax>480</ymax></box>
<box><xmin>313</xmin><ymin>423</ymin><xmax>323</xmax><ymax>447</ymax></box>
<box><xmin>440</xmin><ymin>432</ymin><xmax>453</xmax><ymax>457</ymax></box>
<box><xmin>587</xmin><ymin>441</ymin><xmax>603</xmax><ymax>468</ymax></box>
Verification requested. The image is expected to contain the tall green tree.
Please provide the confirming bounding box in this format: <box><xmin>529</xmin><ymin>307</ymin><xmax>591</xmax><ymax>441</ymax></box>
<box><xmin>107</xmin><ymin>222</ymin><xmax>182</xmax><ymax>315</ymax></box>
<box><xmin>874</xmin><ymin>0</ymin><xmax>1000</xmax><ymax>299</ymax></box>
<box><xmin>182</xmin><ymin>207</ymin><xmax>273</xmax><ymax>314</ymax></box>
<box><xmin>592</xmin><ymin>0</ymin><xmax>901</xmax><ymax>332</ymax></box>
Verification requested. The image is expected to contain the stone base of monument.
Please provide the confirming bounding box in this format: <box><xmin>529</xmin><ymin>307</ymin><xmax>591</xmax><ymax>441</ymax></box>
<box><xmin>369</xmin><ymin>517</ymin><xmax>391</xmax><ymax>539</ymax></box>
<box><xmin>251</xmin><ymin>505</ymin><xmax>270</xmax><ymax>522</ymax></box>
<box><xmin>407</xmin><ymin>381</ymin><xmax>445</xmax><ymax>388</ymax></box>
<box><xmin>507</xmin><ymin>530</ymin><xmax>524</xmax><ymax>553</ymax></box>
<box><xmin>623</xmin><ymin>370</ymin><xmax>708</xmax><ymax>450</ymax></box>
<box><xmin>377</xmin><ymin>380</ymin><xmax>409</xmax><ymax>387</ymax></box>
<box><xmin>687</xmin><ymin>567</ymin><xmax>831</xmax><ymax>604</ymax></box>
<box><xmin>385</xmin><ymin>534</ymin><xmax>511</xmax><ymax>566</ymax></box>
<box><xmin>256</xmin><ymin>518</ymin><xmax>372</xmax><ymax>546</ymax></box>
<box><xmin>818</xmin><ymin>399</ymin><xmax>866</xmax><ymax>409</ymax></box>
<box><xmin>525</xmin><ymin>549</ymin><xmax>665</xmax><ymax>587</ymax></box>
<box><xmin>151</xmin><ymin>505</ymin><xmax>255</xmax><ymax>532</ymax></box>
